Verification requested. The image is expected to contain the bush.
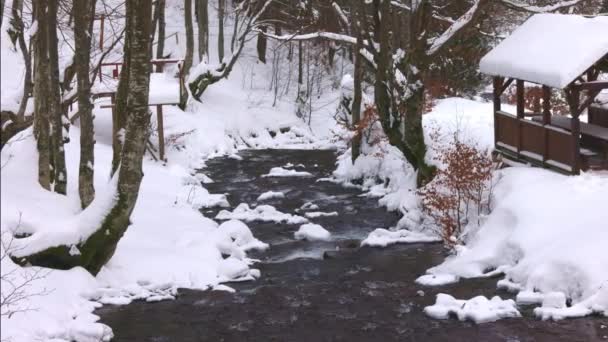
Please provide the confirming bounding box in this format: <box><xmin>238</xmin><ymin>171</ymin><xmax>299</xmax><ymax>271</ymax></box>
<box><xmin>417</xmin><ymin>130</ymin><xmax>496</xmax><ymax>248</ymax></box>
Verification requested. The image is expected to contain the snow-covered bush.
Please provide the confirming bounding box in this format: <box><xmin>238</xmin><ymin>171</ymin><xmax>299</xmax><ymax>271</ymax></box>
<box><xmin>418</xmin><ymin>129</ymin><xmax>496</xmax><ymax>247</ymax></box>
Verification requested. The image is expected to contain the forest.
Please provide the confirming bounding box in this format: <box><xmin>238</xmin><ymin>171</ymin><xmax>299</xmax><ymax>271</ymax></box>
<box><xmin>1</xmin><ymin>0</ymin><xmax>607</xmax><ymax>341</ymax></box>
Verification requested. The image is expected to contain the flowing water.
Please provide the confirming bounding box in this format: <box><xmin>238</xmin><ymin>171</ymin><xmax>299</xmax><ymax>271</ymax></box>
<box><xmin>98</xmin><ymin>149</ymin><xmax>607</xmax><ymax>342</ymax></box>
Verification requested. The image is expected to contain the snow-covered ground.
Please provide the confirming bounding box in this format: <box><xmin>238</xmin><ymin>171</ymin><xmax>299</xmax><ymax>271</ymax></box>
<box><xmin>2</xmin><ymin>1</ymin><xmax>607</xmax><ymax>340</ymax></box>
<box><xmin>0</xmin><ymin>1</ymin><xmax>343</xmax><ymax>340</ymax></box>
<box><xmin>344</xmin><ymin>97</ymin><xmax>608</xmax><ymax>322</ymax></box>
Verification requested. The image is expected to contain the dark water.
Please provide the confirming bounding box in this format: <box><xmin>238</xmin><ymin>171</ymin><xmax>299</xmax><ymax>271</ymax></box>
<box><xmin>97</xmin><ymin>149</ymin><xmax>607</xmax><ymax>342</ymax></box>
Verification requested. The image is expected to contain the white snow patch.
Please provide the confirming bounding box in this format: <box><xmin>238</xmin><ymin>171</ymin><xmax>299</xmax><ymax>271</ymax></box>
<box><xmin>424</xmin><ymin>294</ymin><xmax>521</xmax><ymax>323</ymax></box>
<box><xmin>416</xmin><ymin>274</ymin><xmax>460</xmax><ymax>286</ymax></box>
<box><xmin>304</xmin><ymin>211</ymin><xmax>338</xmax><ymax>218</ymax></box>
<box><xmin>256</xmin><ymin>191</ymin><xmax>285</xmax><ymax>201</ymax></box>
<box><xmin>262</xmin><ymin>167</ymin><xmax>313</xmax><ymax>178</ymax></box>
<box><xmin>216</xmin><ymin>203</ymin><xmax>308</xmax><ymax>224</ymax></box>
<box><xmin>361</xmin><ymin>228</ymin><xmax>440</xmax><ymax>247</ymax></box>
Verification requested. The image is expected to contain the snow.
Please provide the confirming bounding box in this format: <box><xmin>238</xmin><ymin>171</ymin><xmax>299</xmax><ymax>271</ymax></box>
<box><xmin>416</xmin><ymin>274</ymin><xmax>460</xmax><ymax>286</ymax></box>
<box><xmin>479</xmin><ymin>14</ymin><xmax>608</xmax><ymax>88</ymax></box>
<box><xmin>304</xmin><ymin>211</ymin><xmax>338</xmax><ymax>218</ymax></box>
<box><xmin>216</xmin><ymin>203</ymin><xmax>308</xmax><ymax>224</ymax></box>
<box><xmin>256</xmin><ymin>191</ymin><xmax>285</xmax><ymax>201</ymax></box>
<box><xmin>294</xmin><ymin>223</ymin><xmax>331</xmax><ymax>241</ymax></box>
<box><xmin>424</xmin><ymin>294</ymin><xmax>521</xmax><ymax>323</ymax></box>
<box><xmin>0</xmin><ymin>1</ymin><xmax>340</xmax><ymax>339</ymax></box>
<box><xmin>262</xmin><ymin>167</ymin><xmax>313</xmax><ymax>178</ymax></box>
<box><xmin>361</xmin><ymin>228</ymin><xmax>440</xmax><ymax>247</ymax></box>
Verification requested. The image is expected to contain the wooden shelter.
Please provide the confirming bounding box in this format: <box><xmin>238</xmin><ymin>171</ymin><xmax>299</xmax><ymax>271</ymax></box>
<box><xmin>480</xmin><ymin>14</ymin><xmax>608</xmax><ymax>174</ymax></box>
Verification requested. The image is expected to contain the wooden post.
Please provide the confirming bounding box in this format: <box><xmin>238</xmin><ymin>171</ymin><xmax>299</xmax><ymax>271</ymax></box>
<box><xmin>542</xmin><ymin>86</ymin><xmax>551</xmax><ymax>164</ymax></box>
<box><xmin>516</xmin><ymin>80</ymin><xmax>524</xmax><ymax>156</ymax></box>
<box><xmin>156</xmin><ymin>105</ymin><xmax>165</xmax><ymax>161</ymax></box>
<box><xmin>516</xmin><ymin>80</ymin><xmax>525</xmax><ymax>119</ymax></box>
<box><xmin>493</xmin><ymin>77</ymin><xmax>503</xmax><ymax>147</ymax></box>
<box><xmin>570</xmin><ymin>88</ymin><xmax>581</xmax><ymax>174</ymax></box>
<box><xmin>99</xmin><ymin>15</ymin><xmax>105</xmax><ymax>50</ymax></box>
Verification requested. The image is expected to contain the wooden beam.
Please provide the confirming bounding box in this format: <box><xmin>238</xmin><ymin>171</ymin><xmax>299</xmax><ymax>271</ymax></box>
<box><xmin>572</xmin><ymin>81</ymin><xmax>608</xmax><ymax>92</ymax></box>
<box><xmin>500</xmin><ymin>78</ymin><xmax>514</xmax><ymax>94</ymax></box>
<box><xmin>516</xmin><ymin>80</ymin><xmax>525</xmax><ymax>119</ymax></box>
<box><xmin>577</xmin><ymin>89</ymin><xmax>602</xmax><ymax>116</ymax></box>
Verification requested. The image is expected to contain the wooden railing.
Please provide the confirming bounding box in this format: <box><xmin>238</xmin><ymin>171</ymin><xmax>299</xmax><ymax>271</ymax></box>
<box><xmin>495</xmin><ymin>111</ymin><xmax>577</xmax><ymax>173</ymax></box>
<box><xmin>96</xmin><ymin>58</ymin><xmax>185</xmax><ymax>101</ymax></box>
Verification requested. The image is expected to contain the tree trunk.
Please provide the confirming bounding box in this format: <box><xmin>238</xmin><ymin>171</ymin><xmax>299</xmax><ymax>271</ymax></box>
<box><xmin>33</xmin><ymin>0</ymin><xmax>52</xmax><ymax>190</ymax></box>
<box><xmin>47</xmin><ymin>0</ymin><xmax>67</xmax><ymax>195</ymax></box>
<box><xmin>217</xmin><ymin>0</ymin><xmax>225</xmax><ymax>62</ymax></box>
<box><xmin>351</xmin><ymin>1</ymin><xmax>363</xmax><ymax>163</ymax></box>
<box><xmin>257</xmin><ymin>25</ymin><xmax>267</xmax><ymax>63</ymax></box>
<box><xmin>112</xmin><ymin>1</ymin><xmax>132</xmax><ymax>176</ymax></box>
<box><xmin>195</xmin><ymin>0</ymin><xmax>209</xmax><ymax>60</ymax></box>
<box><xmin>230</xmin><ymin>9</ymin><xmax>238</xmax><ymax>53</ymax></box>
<box><xmin>184</xmin><ymin>0</ymin><xmax>194</xmax><ymax>74</ymax></box>
<box><xmin>372</xmin><ymin>0</ymin><xmax>435</xmax><ymax>187</ymax></box>
<box><xmin>156</xmin><ymin>0</ymin><xmax>166</xmax><ymax>64</ymax></box>
<box><xmin>0</xmin><ymin>0</ymin><xmax>4</xmax><ymax>28</ymax></box>
<box><xmin>15</xmin><ymin>0</ymin><xmax>153</xmax><ymax>276</ymax></box>
<box><xmin>74</xmin><ymin>0</ymin><xmax>96</xmax><ymax>207</ymax></box>
<box><xmin>601</xmin><ymin>0</ymin><xmax>608</xmax><ymax>13</ymax></box>
<box><xmin>297</xmin><ymin>40</ymin><xmax>303</xmax><ymax>85</ymax></box>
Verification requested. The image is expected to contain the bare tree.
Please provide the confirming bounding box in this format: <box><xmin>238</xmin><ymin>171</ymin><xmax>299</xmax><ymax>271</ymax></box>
<box><xmin>48</xmin><ymin>0</ymin><xmax>68</xmax><ymax>194</ymax></box>
<box><xmin>351</xmin><ymin>1</ymin><xmax>363</xmax><ymax>162</ymax></box>
<box><xmin>13</xmin><ymin>0</ymin><xmax>154</xmax><ymax>276</ymax></box>
<box><xmin>155</xmin><ymin>0</ymin><xmax>166</xmax><ymax>64</ymax></box>
<box><xmin>264</xmin><ymin>0</ymin><xmax>590</xmax><ymax>186</ymax></box>
<box><xmin>189</xmin><ymin>0</ymin><xmax>274</xmax><ymax>101</ymax></box>
<box><xmin>196</xmin><ymin>0</ymin><xmax>209</xmax><ymax>60</ymax></box>
<box><xmin>74</xmin><ymin>0</ymin><xmax>97</xmax><ymax>207</ymax></box>
<box><xmin>184</xmin><ymin>0</ymin><xmax>194</xmax><ymax>73</ymax></box>
<box><xmin>33</xmin><ymin>0</ymin><xmax>52</xmax><ymax>190</ymax></box>
<box><xmin>217</xmin><ymin>0</ymin><xmax>225</xmax><ymax>62</ymax></box>
<box><xmin>1</xmin><ymin>0</ymin><xmax>34</xmax><ymax>150</ymax></box>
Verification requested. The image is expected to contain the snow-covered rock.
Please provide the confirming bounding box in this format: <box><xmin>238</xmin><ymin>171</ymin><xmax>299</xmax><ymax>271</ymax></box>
<box><xmin>424</xmin><ymin>294</ymin><xmax>521</xmax><ymax>323</ymax></box>
<box><xmin>216</xmin><ymin>203</ymin><xmax>308</xmax><ymax>224</ymax></box>
<box><xmin>256</xmin><ymin>191</ymin><xmax>285</xmax><ymax>201</ymax></box>
<box><xmin>361</xmin><ymin>228</ymin><xmax>440</xmax><ymax>247</ymax></box>
<box><xmin>262</xmin><ymin>167</ymin><xmax>313</xmax><ymax>178</ymax></box>
<box><xmin>294</xmin><ymin>224</ymin><xmax>331</xmax><ymax>241</ymax></box>
<box><xmin>304</xmin><ymin>211</ymin><xmax>338</xmax><ymax>218</ymax></box>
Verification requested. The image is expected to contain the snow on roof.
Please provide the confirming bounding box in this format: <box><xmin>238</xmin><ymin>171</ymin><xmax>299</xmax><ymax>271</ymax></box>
<box><xmin>479</xmin><ymin>14</ymin><xmax>608</xmax><ymax>89</ymax></box>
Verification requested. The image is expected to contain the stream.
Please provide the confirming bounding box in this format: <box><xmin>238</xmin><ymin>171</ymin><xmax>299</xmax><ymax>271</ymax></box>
<box><xmin>97</xmin><ymin>149</ymin><xmax>607</xmax><ymax>342</ymax></box>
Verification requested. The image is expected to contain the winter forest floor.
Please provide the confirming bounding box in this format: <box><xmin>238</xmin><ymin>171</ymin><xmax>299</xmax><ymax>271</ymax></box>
<box><xmin>97</xmin><ymin>149</ymin><xmax>607</xmax><ymax>342</ymax></box>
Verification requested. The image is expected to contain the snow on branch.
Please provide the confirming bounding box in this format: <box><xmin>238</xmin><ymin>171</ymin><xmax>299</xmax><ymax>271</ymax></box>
<box><xmin>261</xmin><ymin>31</ymin><xmax>357</xmax><ymax>45</ymax></box>
<box><xmin>500</xmin><ymin>0</ymin><xmax>589</xmax><ymax>13</ymax></box>
<box><xmin>426</xmin><ymin>0</ymin><xmax>486</xmax><ymax>57</ymax></box>
<box><xmin>332</xmin><ymin>2</ymin><xmax>350</xmax><ymax>28</ymax></box>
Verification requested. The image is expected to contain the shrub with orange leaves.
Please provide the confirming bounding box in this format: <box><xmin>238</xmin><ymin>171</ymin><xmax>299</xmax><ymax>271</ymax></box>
<box><xmin>417</xmin><ymin>128</ymin><xmax>496</xmax><ymax>248</ymax></box>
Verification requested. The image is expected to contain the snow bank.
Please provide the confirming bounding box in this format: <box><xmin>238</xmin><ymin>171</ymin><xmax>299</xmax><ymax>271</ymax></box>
<box><xmin>216</xmin><ymin>203</ymin><xmax>308</xmax><ymax>224</ymax></box>
<box><xmin>256</xmin><ymin>191</ymin><xmax>285</xmax><ymax>201</ymax></box>
<box><xmin>361</xmin><ymin>228</ymin><xmax>440</xmax><ymax>247</ymax></box>
<box><xmin>424</xmin><ymin>168</ymin><xmax>608</xmax><ymax>319</ymax></box>
<box><xmin>262</xmin><ymin>167</ymin><xmax>313</xmax><ymax>178</ymax></box>
<box><xmin>294</xmin><ymin>224</ymin><xmax>331</xmax><ymax>241</ymax></box>
<box><xmin>424</xmin><ymin>294</ymin><xmax>520</xmax><ymax>323</ymax></box>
